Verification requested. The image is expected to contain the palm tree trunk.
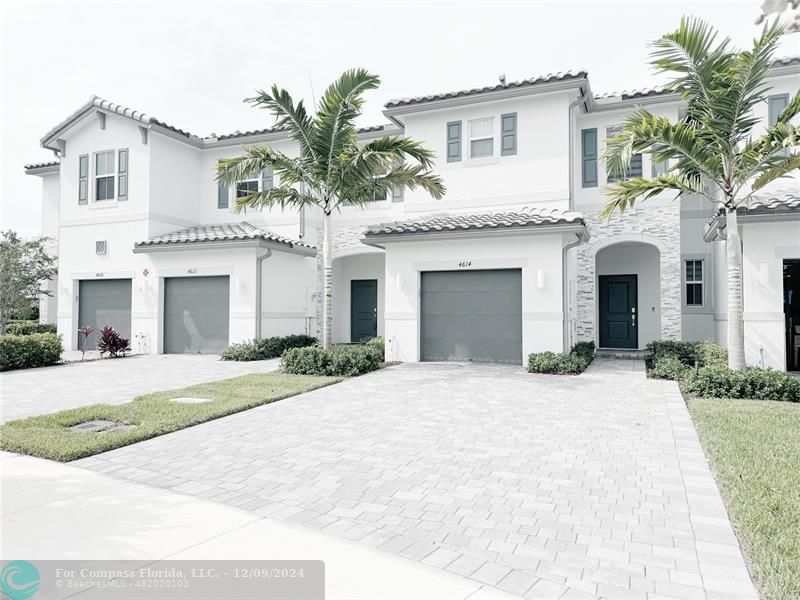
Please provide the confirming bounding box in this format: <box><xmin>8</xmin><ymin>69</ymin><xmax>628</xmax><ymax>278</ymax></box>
<box><xmin>322</xmin><ymin>211</ymin><xmax>333</xmax><ymax>349</ymax></box>
<box><xmin>725</xmin><ymin>207</ymin><xmax>746</xmax><ymax>369</ymax></box>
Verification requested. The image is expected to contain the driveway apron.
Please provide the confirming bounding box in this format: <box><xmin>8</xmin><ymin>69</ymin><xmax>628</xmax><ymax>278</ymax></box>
<box><xmin>73</xmin><ymin>360</ymin><xmax>756</xmax><ymax>599</ymax></box>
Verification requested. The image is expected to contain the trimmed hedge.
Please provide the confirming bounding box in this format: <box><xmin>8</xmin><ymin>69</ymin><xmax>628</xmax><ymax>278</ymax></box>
<box><xmin>282</xmin><ymin>344</ymin><xmax>383</xmax><ymax>377</ymax></box>
<box><xmin>221</xmin><ymin>335</ymin><xmax>317</xmax><ymax>361</ymax></box>
<box><xmin>684</xmin><ymin>366</ymin><xmax>800</xmax><ymax>402</ymax></box>
<box><xmin>528</xmin><ymin>341</ymin><xmax>595</xmax><ymax>375</ymax></box>
<box><xmin>5</xmin><ymin>320</ymin><xmax>57</xmax><ymax>336</ymax></box>
<box><xmin>0</xmin><ymin>333</ymin><xmax>63</xmax><ymax>371</ymax></box>
<box><xmin>648</xmin><ymin>339</ymin><xmax>799</xmax><ymax>402</ymax></box>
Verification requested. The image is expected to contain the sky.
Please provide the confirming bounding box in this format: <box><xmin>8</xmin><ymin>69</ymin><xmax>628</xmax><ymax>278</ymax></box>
<box><xmin>2</xmin><ymin>0</ymin><xmax>798</xmax><ymax>237</ymax></box>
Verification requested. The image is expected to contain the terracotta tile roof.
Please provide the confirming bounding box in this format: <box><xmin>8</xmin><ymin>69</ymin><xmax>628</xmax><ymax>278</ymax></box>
<box><xmin>214</xmin><ymin>123</ymin><xmax>395</xmax><ymax>142</ymax></box>
<box><xmin>364</xmin><ymin>208</ymin><xmax>586</xmax><ymax>238</ymax></box>
<box><xmin>134</xmin><ymin>222</ymin><xmax>315</xmax><ymax>251</ymax></box>
<box><xmin>384</xmin><ymin>71</ymin><xmax>587</xmax><ymax>109</ymax></box>
<box><xmin>703</xmin><ymin>190</ymin><xmax>800</xmax><ymax>241</ymax></box>
<box><xmin>24</xmin><ymin>160</ymin><xmax>60</xmax><ymax>172</ymax></box>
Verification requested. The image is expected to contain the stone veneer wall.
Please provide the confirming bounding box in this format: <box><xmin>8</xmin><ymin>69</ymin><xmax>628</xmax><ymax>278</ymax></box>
<box><xmin>576</xmin><ymin>203</ymin><xmax>682</xmax><ymax>345</ymax></box>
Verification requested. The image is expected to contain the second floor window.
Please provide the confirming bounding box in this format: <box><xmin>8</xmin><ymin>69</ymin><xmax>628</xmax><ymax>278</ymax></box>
<box><xmin>606</xmin><ymin>126</ymin><xmax>642</xmax><ymax>182</ymax></box>
<box><xmin>469</xmin><ymin>117</ymin><xmax>494</xmax><ymax>159</ymax></box>
<box><xmin>95</xmin><ymin>150</ymin><xmax>115</xmax><ymax>201</ymax></box>
<box><xmin>685</xmin><ymin>259</ymin><xmax>704</xmax><ymax>306</ymax></box>
<box><xmin>236</xmin><ymin>180</ymin><xmax>258</xmax><ymax>198</ymax></box>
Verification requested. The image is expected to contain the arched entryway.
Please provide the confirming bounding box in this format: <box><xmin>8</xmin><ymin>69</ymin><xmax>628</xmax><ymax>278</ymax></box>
<box><xmin>595</xmin><ymin>241</ymin><xmax>662</xmax><ymax>349</ymax></box>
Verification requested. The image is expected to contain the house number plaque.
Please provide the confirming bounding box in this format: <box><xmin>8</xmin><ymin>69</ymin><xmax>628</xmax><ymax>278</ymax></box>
<box><xmin>458</xmin><ymin>261</ymin><xmax>472</xmax><ymax>268</ymax></box>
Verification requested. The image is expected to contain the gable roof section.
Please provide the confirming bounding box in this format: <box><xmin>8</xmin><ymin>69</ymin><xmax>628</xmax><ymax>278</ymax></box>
<box><xmin>363</xmin><ymin>208</ymin><xmax>588</xmax><ymax>246</ymax></box>
<box><xmin>703</xmin><ymin>190</ymin><xmax>800</xmax><ymax>241</ymax></box>
<box><xmin>134</xmin><ymin>222</ymin><xmax>315</xmax><ymax>255</ymax></box>
<box><xmin>41</xmin><ymin>95</ymin><xmax>198</xmax><ymax>150</ymax></box>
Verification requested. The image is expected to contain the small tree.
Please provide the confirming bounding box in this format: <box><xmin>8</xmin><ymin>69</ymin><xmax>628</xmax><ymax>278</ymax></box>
<box><xmin>0</xmin><ymin>230</ymin><xmax>57</xmax><ymax>334</ymax></box>
<box><xmin>217</xmin><ymin>68</ymin><xmax>445</xmax><ymax>348</ymax></box>
<box><xmin>601</xmin><ymin>18</ymin><xmax>800</xmax><ymax>369</ymax></box>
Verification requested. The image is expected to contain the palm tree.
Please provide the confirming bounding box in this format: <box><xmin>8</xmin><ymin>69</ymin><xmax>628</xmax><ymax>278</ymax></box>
<box><xmin>600</xmin><ymin>18</ymin><xmax>799</xmax><ymax>369</ymax></box>
<box><xmin>217</xmin><ymin>68</ymin><xmax>445</xmax><ymax>349</ymax></box>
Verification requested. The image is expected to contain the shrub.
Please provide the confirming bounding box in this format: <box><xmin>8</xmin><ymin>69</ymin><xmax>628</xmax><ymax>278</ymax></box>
<box><xmin>646</xmin><ymin>340</ymin><xmax>699</xmax><ymax>366</ymax></box>
<box><xmin>695</xmin><ymin>340</ymin><xmax>728</xmax><ymax>368</ymax></box>
<box><xmin>221</xmin><ymin>334</ymin><xmax>317</xmax><ymax>361</ymax></box>
<box><xmin>365</xmin><ymin>336</ymin><xmax>385</xmax><ymax>356</ymax></box>
<box><xmin>528</xmin><ymin>342</ymin><xmax>594</xmax><ymax>375</ymax></box>
<box><xmin>0</xmin><ymin>332</ymin><xmax>62</xmax><ymax>371</ymax></box>
<box><xmin>5</xmin><ymin>320</ymin><xmax>57</xmax><ymax>336</ymax></box>
<box><xmin>684</xmin><ymin>366</ymin><xmax>800</xmax><ymax>402</ymax></box>
<box><xmin>650</xmin><ymin>356</ymin><xmax>689</xmax><ymax>381</ymax></box>
<box><xmin>571</xmin><ymin>341</ymin><xmax>595</xmax><ymax>360</ymax></box>
<box><xmin>282</xmin><ymin>344</ymin><xmax>383</xmax><ymax>377</ymax></box>
<box><xmin>97</xmin><ymin>326</ymin><xmax>130</xmax><ymax>358</ymax></box>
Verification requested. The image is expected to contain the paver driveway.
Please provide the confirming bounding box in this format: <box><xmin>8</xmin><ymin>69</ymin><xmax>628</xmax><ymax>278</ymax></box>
<box><xmin>0</xmin><ymin>355</ymin><xmax>279</xmax><ymax>422</ymax></box>
<box><xmin>74</xmin><ymin>360</ymin><xmax>755</xmax><ymax>599</ymax></box>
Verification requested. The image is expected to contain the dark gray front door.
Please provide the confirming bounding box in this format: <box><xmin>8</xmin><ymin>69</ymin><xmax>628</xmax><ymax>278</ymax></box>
<box><xmin>420</xmin><ymin>269</ymin><xmax>522</xmax><ymax>364</ymax></box>
<box><xmin>78</xmin><ymin>279</ymin><xmax>132</xmax><ymax>349</ymax></box>
<box><xmin>599</xmin><ymin>274</ymin><xmax>638</xmax><ymax>349</ymax></box>
<box><xmin>351</xmin><ymin>279</ymin><xmax>377</xmax><ymax>342</ymax></box>
<box><xmin>164</xmin><ymin>276</ymin><xmax>230</xmax><ymax>354</ymax></box>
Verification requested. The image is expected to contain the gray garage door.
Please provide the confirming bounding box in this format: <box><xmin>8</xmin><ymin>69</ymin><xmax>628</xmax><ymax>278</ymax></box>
<box><xmin>164</xmin><ymin>276</ymin><xmax>230</xmax><ymax>354</ymax></box>
<box><xmin>78</xmin><ymin>279</ymin><xmax>132</xmax><ymax>349</ymax></box>
<box><xmin>421</xmin><ymin>269</ymin><xmax>522</xmax><ymax>364</ymax></box>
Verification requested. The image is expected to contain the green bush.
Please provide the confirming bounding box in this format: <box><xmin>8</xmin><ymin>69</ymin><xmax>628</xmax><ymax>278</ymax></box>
<box><xmin>650</xmin><ymin>355</ymin><xmax>689</xmax><ymax>381</ymax></box>
<box><xmin>695</xmin><ymin>340</ymin><xmax>728</xmax><ymax>368</ymax></box>
<box><xmin>221</xmin><ymin>334</ymin><xmax>317</xmax><ymax>361</ymax></box>
<box><xmin>646</xmin><ymin>340</ymin><xmax>699</xmax><ymax>365</ymax></box>
<box><xmin>528</xmin><ymin>342</ymin><xmax>594</xmax><ymax>375</ymax></box>
<box><xmin>365</xmin><ymin>336</ymin><xmax>385</xmax><ymax>354</ymax></box>
<box><xmin>0</xmin><ymin>333</ymin><xmax>63</xmax><ymax>371</ymax></box>
<box><xmin>5</xmin><ymin>320</ymin><xmax>57</xmax><ymax>336</ymax></box>
<box><xmin>684</xmin><ymin>366</ymin><xmax>800</xmax><ymax>402</ymax></box>
<box><xmin>282</xmin><ymin>344</ymin><xmax>383</xmax><ymax>377</ymax></box>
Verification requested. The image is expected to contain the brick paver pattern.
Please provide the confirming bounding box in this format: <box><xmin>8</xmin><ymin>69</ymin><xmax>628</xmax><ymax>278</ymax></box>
<box><xmin>74</xmin><ymin>359</ymin><xmax>756</xmax><ymax>599</ymax></box>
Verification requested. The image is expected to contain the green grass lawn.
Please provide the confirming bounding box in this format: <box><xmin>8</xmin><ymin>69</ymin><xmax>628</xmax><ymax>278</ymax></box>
<box><xmin>0</xmin><ymin>373</ymin><xmax>340</xmax><ymax>462</ymax></box>
<box><xmin>689</xmin><ymin>397</ymin><xmax>800</xmax><ymax>600</ymax></box>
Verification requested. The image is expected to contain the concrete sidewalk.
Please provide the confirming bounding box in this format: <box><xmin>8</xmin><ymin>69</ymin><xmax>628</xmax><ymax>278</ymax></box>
<box><xmin>0</xmin><ymin>452</ymin><xmax>507</xmax><ymax>600</ymax></box>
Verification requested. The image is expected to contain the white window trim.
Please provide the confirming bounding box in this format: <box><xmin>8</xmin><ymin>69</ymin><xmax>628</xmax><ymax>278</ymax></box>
<box><xmin>232</xmin><ymin>178</ymin><xmax>261</xmax><ymax>214</ymax></box>
<box><xmin>684</xmin><ymin>258</ymin><xmax>705</xmax><ymax>308</ymax></box>
<box><xmin>90</xmin><ymin>149</ymin><xmax>118</xmax><ymax>208</ymax></box>
<box><xmin>468</xmin><ymin>117</ymin><xmax>495</xmax><ymax>160</ymax></box>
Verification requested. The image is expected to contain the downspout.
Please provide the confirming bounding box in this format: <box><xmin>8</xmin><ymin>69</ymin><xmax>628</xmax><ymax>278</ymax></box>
<box><xmin>562</xmin><ymin>235</ymin><xmax>585</xmax><ymax>352</ymax></box>
<box><xmin>255</xmin><ymin>248</ymin><xmax>273</xmax><ymax>339</ymax></box>
<box><xmin>567</xmin><ymin>95</ymin><xmax>583</xmax><ymax>211</ymax></box>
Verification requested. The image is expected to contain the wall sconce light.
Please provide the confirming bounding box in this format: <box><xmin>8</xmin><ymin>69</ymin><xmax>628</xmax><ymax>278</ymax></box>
<box><xmin>537</xmin><ymin>270</ymin><xmax>546</xmax><ymax>289</ymax></box>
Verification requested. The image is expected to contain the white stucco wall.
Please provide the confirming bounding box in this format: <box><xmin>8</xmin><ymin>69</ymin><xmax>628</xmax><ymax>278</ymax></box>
<box><xmin>332</xmin><ymin>251</ymin><xmax>385</xmax><ymax>344</ymax></box>
<box><xmin>259</xmin><ymin>249</ymin><xmax>316</xmax><ymax>338</ymax></box>
<box><xmin>680</xmin><ymin>202</ymin><xmax>717</xmax><ymax>342</ymax></box>
<box><xmin>399</xmin><ymin>91</ymin><xmax>574</xmax><ymax>214</ymax></box>
<box><xmin>595</xmin><ymin>242</ymin><xmax>661</xmax><ymax>348</ymax></box>
<box><xmin>382</xmin><ymin>232</ymin><xmax>569</xmax><ymax>363</ymax></box>
<box><xmin>38</xmin><ymin>173</ymin><xmax>60</xmax><ymax>324</ymax></box>
<box><xmin>741</xmin><ymin>219</ymin><xmax>800</xmax><ymax>369</ymax></box>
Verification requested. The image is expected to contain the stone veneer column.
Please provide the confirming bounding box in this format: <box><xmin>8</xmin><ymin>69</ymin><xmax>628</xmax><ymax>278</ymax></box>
<box><xmin>576</xmin><ymin>203</ymin><xmax>682</xmax><ymax>344</ymax></box>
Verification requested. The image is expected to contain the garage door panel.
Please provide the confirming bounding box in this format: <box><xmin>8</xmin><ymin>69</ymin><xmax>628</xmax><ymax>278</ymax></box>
<box><xmin>164</xmin><ymin>276</ymin><xmax>230</xmax><ymax>354</ymax></box>
<box><xmin>78</xmin><ymin>279</ymin><xmax>132</xmax><ymax>349</ymax></box>
<box><xmin>421</xmin><ymin>269</ymin><xmax>522</xmax><ymax>364</ymax></box>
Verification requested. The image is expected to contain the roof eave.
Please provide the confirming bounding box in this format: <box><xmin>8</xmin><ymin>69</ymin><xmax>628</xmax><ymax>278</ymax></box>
<box><xmin>382</xmin><ymin>77</ymin><xmax>586</xmax><ymax>122</ymax></box>
<box><xmin>133</xmin><ymin>238</ymin><xmax>316</xmax><ymax>256</ymax></box>
<box><xmin>24</xmin><ymin>164</ymin><xmax>60</xmax><ymax>176</ymax></box>
<box><xmin>362</xmin><ymin>222</ymin><xmax>589</xmax><ymax>247</ymax></box>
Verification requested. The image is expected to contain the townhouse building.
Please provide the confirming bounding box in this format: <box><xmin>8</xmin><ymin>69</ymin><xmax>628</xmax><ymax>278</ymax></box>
<box><xmin>25</xmin><ymin>58</ymin><xmax>800</xmax><ymax>370</ymax></box>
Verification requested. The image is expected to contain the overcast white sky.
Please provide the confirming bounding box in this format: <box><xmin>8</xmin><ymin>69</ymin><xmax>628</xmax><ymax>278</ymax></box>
<box><xmin>2</xmin><ymin>0</ymin><xmax>797</xmax><ymax>237</ymax></box>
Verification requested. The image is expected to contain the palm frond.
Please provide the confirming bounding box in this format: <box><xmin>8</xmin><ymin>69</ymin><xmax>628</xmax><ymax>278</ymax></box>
<box><xmin>600</xmin><ymin>174</ymin><xmax>713</xmax><ymax>220</ymax></box>
<box><xmin>233</xmin><ymin>186</ymin><xmax>318</xmax><ymax>213</ymax></box>
<box><xmin>313</xmin><ymin>68</ymin><xmax>380</xmax><ymax>179</ymax></box>
<box><xmin>216</xmin><ymin>146</ymin><xmax>307</xmax><ymax>187</ymax></box>
<box><xmin>776</xmin><ymin>88</ymin><xmax>800</xmax><ymax>124</ymax></box>
<box><xmin>246</xmin><ymin>85</ymin><xmax>318</xmax><ymax>161</ymax></box>
<box><xmin>751</xmin><ymin>153</ymin><xmax>800</xmax><ymax>191</ymax></box>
